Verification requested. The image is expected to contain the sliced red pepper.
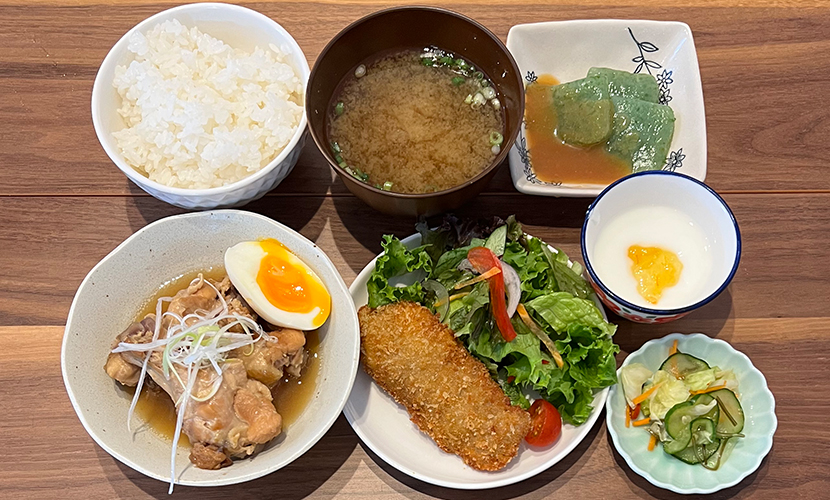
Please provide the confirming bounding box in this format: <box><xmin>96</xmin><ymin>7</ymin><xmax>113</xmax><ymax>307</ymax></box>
<box><xmin>630</xmin><ymin>403</ymin><xmax>641</xmax><ymax>420</ymax></box>
<box><xmin>467</xmin><ymin>246</ymin><xmax>517</xmax><ymax>342</ymax></box>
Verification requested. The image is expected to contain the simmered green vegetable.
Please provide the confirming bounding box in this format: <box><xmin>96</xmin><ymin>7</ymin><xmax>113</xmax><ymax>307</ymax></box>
<box><xmin>551</xmin><ymin>78</ymin><xmax>613</xmax><ymax>146</ymax></box>
<box><xmin>605</xmin><ymin>96</ymin><xmax>675</xmax><ymax>172</ymax></box>
<box><xmin>587</xmin><ymin>67</ymin><xmax>660</xmax><ymax>102</ymax></box>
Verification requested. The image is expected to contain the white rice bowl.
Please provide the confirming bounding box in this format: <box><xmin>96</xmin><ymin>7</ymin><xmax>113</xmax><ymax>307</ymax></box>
<box><xmin>112</xmin><ymin>19</ymin><xmax>304</xmax><ymax>189</ymax></box>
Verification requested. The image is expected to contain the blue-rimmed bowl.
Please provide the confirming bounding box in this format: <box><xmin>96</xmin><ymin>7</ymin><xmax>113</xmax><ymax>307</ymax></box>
<box><xmin>581</xmin><ymin>171</ymin><xmax>740</xmax><ymax>324</ymax></box>
<box><xmin>606</xmin><ymin>333</ymin><xmax>777</xmax><ymax>494</ymax></box>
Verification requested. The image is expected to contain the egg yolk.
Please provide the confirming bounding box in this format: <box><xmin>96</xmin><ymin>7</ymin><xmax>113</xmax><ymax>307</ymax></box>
<box><xmin>628</xmin><ymin>245</ymin><xmax>683</xmax><ymax>305</ymax></box>
<box><xmin>256</xmin><ymin>239</ymin><xmax>331</xmax><ymax>327</ymax></box>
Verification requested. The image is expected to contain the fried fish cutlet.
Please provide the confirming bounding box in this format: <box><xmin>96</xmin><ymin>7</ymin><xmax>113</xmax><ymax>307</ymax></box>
<box><xmin>358</xmin><ymin>301</ymin><xmax>531</xmax><ymax>471</ymax></box>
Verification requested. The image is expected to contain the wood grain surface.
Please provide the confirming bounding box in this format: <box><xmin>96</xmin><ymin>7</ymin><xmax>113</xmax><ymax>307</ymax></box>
<box><xmin>1</xmin><ymin>1</ymin><xmax>829</xmax><ymax>499</ymax></box>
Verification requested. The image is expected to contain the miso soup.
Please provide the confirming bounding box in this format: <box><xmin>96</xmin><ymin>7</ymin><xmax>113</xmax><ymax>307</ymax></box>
<box><xmin>329</xmin><ymin>48</ymin><xmax>504</xmax><ymax>194</ymax></box>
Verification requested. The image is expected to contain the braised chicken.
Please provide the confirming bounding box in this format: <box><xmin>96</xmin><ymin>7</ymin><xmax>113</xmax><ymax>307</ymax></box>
<box><xmin>104</xmin><ymin>274</ymin><xmax>307</xmax><ymax>470</ymax></box>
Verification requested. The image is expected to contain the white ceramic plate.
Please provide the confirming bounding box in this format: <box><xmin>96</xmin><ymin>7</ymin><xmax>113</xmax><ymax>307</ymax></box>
<box><xmin>344</xmin><ymin>233</ymin><xmax>609</xmax><ymax>489</ymax></box>
<box><xmin>506</xmin><ymin>19</ymin><xmax>706</xmax><ymax>197</ymax></box>
<box><xmin>61</xmin><ymin>210</ymin><xmax>360</xmax><ymax>487</ymax></box>
<box><xmin>606</xmin><ymin>333</ymin><xmax>777</xmax><ymax>494</ymax></box>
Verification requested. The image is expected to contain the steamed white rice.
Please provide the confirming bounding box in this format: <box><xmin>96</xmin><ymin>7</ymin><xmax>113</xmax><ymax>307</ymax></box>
<box><xmin>112</xmin><ymin>19</ymin><xmax>304</xmax><ymax>189</ymax></box>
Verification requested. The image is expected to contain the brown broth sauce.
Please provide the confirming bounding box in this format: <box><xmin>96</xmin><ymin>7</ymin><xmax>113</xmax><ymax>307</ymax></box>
<box><xmin>127</xmin><ymin>269</ymin><xmax>320</xmax><ymax>444</ymax></box>
<box><xmin>271</xmin><ymin>329</ymin><xmax>320</xmax><ymax>427</ymax></box>
<box><xmin>524</xmin><ymin>74</ymin><xmax>630</xmax><ymax>185</ymax></box>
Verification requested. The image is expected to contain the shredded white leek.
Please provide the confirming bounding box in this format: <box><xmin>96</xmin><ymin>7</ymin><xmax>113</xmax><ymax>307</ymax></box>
<box><xmin>111</xmin><ymin>276</ymin><xmax>266</xmax><ymax>494</ymax></box>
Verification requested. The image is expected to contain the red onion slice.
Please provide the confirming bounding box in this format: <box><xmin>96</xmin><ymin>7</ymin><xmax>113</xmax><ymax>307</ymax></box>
<box><xmin>501</xmin><ymin>261</ymin><xmax>521</xmax><ymax>318</ymax></box>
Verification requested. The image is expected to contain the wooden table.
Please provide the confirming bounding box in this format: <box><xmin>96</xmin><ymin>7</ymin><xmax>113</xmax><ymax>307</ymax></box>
<box><xmin>2</xmin><ymin>0</ymin><xmax>828</xmax><ymax>498</ymax></box>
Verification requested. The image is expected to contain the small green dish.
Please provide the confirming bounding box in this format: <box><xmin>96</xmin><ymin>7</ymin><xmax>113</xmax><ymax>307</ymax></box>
<box><xmin>606</xmin><ymin>333</ymin><xmax>777</xmax><ymax>494</ymax></box>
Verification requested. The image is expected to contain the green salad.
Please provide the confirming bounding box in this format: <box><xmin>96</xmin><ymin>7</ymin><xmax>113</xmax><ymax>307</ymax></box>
<box><xmin>367</xmin><ymin>215</ymin><xmax>619</xmax><ymax>425</ymax></box>
<box><xmin>619</xmin><ymin>341</ymin><xmax>745</xmax><ymax>469</ymax></box>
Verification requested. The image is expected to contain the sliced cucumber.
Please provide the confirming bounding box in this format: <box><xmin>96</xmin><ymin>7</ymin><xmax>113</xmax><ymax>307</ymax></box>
<box><xmin>660</xmin><ymin>352</ymin><xmax>710</xmax><ymax>379</ymax></box>
<box><xmin>703</xmin><ymin>436</ymin><xmax>736</xmax><ymax>470</ymax></box>
<box><xmin>671</xmin><ymin>418</ymin><xmax>720</xmax><ymax>464</ymax></box>
<box><xmin>707</xmin><ymin>388</ymin><xmax>744</xmax><ymax>434</ymax></box>
<box><xmin>663</xmin><ymin>399</ymin><xmax>719</xmax><ymax>454</ymax></box>
<box><xmin>663</xmin><ymin>401</ymin><xmax>694</xmax><ymax>453</ymax></box>
<box><xmin>673</xmin><ymin>437</ymin><xmax>721</xmax><ymax>464</ymax></box>
<box><xmin>690</xmin><ymin>394</ymin><xmax>720</xmax><ymax>424</ymax></box>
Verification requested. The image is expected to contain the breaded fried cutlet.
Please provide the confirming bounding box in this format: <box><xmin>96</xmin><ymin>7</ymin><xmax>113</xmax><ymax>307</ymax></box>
<box><xmin>358</xmin><ymin>301</ymin><xmax>531</xmax><ymax>471</ymax></box>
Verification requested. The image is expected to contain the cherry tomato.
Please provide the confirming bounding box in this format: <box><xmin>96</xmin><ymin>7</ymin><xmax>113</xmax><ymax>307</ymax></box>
<box><xmin>466</xmin><ymin>247</ymin><xmax>517</xmax><ymax>342</ymax></box>
<box><xmin>525</xmin><ymin>399</ymin><xmax>562</xmax><ymax>447</ymax></box>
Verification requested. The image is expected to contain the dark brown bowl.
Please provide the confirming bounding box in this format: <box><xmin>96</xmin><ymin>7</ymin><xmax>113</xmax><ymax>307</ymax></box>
<box><xmin>306</xmin><ymin>6</ymin><xmax>524</xmax><ymax>217</ymax></box>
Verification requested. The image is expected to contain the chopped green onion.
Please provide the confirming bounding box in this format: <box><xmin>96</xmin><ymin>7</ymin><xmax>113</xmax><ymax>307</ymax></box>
<box><xmin>473</xmin><ymin>71</ymin><xmax>484</xmax><ymax>80</ymax></box>
<box><xmin>338</xmin><ymin>161</ymin><xmax>347</xmax><ymax>168</ymax></box>
<box><xmin>489</xmin><ymin>131</ymin><xmax>504</xmax><ymax>146</ymax></box>
<box><xmin>331</xmin><ymin>141</ymin><xmax>341</xmax><ymax>154</ymax></box>
<box><xmin>451</xmin><ymin>76</ymin><xmax>466</xmax><ymax>86</ymax></box>
<box><xmin>491</xmin><ymin>98</ymin><xmax>501</xmax><ymax>110</ymax></box>
<box><xmin>354</xmin><ymin>64</ymin><xmax>366</xmax><ymax>78</ymax></box>
<box><xmin>334</xmin><ymin>102</ymin><xmax>344</xmax><ymax>116</ymax></box>
<box><xmin>382</xmin><ymin>181</ymin><xmax>393</xmax><ymax>191</ymax></box>
<box><xmin>482</xmin><ymin>86</ymin><xmax>496</xmax><ymax>100</ymax></box>
<box><xmin>471</xmin><ymin>92</ymin><xmax>486</xmax><ymax>109</ymax></box>
<box><xmin>421</xmin><ymin>58</ymin><xmax>434</xmax><ymax>67</ymax></box>
<box><xmin>464</xmin><ymin>94</ymin><xmax>473</xmax><ymax>104</ymax></box>
<box><xmin>350</xmin><ymin>168</ymin><xmax>369</xmax><ymax>182</ymax></box>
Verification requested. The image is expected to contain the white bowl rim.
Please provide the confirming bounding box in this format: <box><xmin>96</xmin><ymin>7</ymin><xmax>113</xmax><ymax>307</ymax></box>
<box><xmin>605</xmin><ymin>332</ymin><xmax>777</xmax><ymax>494</ymax></box>
<box><xmin>344</xmin><ymin>231</ymin><xmax>610</xmax><ymax>489</ymax></box>
<box><xmin>581</xmin><ymin>170</ymin><xmax>741</xmax><ymax>315</ymax></box>
<box><xmin>60</xmin><ymin>209</ymin><xmax>360</xmax><ymax>487</ymax></box>
<box><xmin>90</xmin><ymin>2</ymin><xmax>311</xmax><ymax>197</ymax></box>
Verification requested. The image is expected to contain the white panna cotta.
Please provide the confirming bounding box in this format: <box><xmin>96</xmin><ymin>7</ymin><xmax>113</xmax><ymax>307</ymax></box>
<box><xmin>591</xmin><ymin>205</ymin><xmax>712</xmax><ymax>309</ymax></box>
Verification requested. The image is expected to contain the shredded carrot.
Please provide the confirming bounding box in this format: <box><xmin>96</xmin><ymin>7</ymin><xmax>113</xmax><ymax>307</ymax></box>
<box><xmin>633</xmin><ymin>418</ymin><xmax>651</xmax><ymax>427</ymax></box>
<box><xmin>632</xmin><ymin>382</ymin><xmax>664</xmax><ymax>406</ymax></box>
<box><xmin>454</xmin><ymin>267</ymin><xmax>500</xmax><ymax>289</ymax></box>
<box><xmin>625</xmin><ymin>405</ymin><xmax>631</xmax><ymax>428</ymax></box>
<box><xmin>690</xmin><ymin>382</ymin><xmax>728</xmax><ymax>395</ymax></box>
<box><xmin>648</xmin><ymin>434</ymin><xmax>658</xmax><ymax>451</ymax></box>
<box><xmin>433</xmin><ymin>292</ymin><xmax>469</xmax><ymax>308</ymax></box>
<box><xmin>516</xmin><ymin>303</ymin><xmax>564</xmax><ymax>368</ymax></box>
<box><xmin>669</xmin><ymin>339</ymin><xmax>678</xmax><ymax>356</ymax></box>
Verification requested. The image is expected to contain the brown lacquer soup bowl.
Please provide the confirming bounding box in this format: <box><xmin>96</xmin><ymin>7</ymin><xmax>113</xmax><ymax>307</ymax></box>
<box><xmin>306</xmin><ymin>6</ymin><xmax>524</xmax><ymax>216</ymax></box>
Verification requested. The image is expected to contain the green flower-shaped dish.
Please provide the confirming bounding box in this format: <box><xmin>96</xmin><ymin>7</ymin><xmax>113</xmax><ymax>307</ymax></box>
<box><xmin>606</xmin><ymin>333</ymin><xmax>777</xmax><ymax>494</ymax></box>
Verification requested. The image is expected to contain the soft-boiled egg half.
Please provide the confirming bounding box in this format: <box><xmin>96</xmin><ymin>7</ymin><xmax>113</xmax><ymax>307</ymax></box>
<box><xmin>591</xmin><ymin>205</ymin><xmax>712</xmax><ymax>309</ymax></box>
<box><xmin>225</xmin><ymin>239</ymin><xmax>331</xmax><ymax>330</ymax></box>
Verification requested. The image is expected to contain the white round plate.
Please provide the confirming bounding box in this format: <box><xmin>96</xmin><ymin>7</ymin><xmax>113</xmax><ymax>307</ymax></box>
<box><xmin>606</xmin><ymin>333</ymin><xmax>777</xmax><ymax>494</ymax></box>
<box><xmin>344</xmin><ymin>233</ymin><xmax>610</xmax><ymax>489</ymax></box>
